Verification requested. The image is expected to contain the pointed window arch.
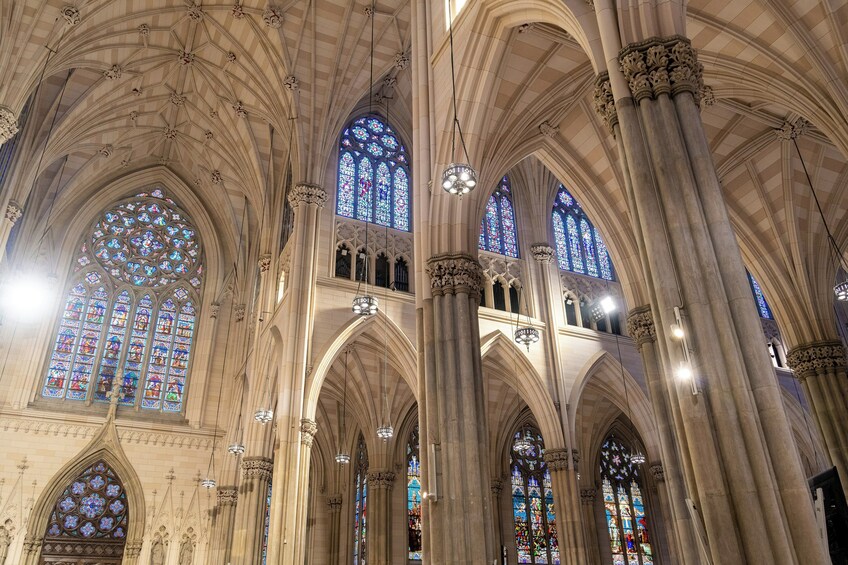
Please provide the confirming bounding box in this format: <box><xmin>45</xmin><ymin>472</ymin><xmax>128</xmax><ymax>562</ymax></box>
<box><xmin>41</xmin><ymin>188</ymin><xmax>203</xmax><ymax>413</ymax></box>
<box><xmin>337</xmin><ymin>115</ymin><xmax>410</xmax><ymax>231</ymax></box>
<box><xmin>407</xmin><ymin>424</ymin><xmax>423</xmax><ymax>560</ymax></box>
<box><xmin>479</xmin><ymin>176</ymin><xmax>519</xmax><ymax>257</ymax></box>
<box><xmin>599</xmin><ymin>436</ymin><xmax>654</xmax><ymax>565</ymax></box>
<box><xmin>511</xmin><ymin>428</ymin><xmax>560</xmax><ymax>564</ymax></box>
<box><xmin>552</xmin><ymin>185</ymin><xmax>614</xmax><ymax>280</ymax></box>
<box><xmin>353</xmin><ymin>434</ymin><xmax>369</xmax><ymax>565</ymax></box>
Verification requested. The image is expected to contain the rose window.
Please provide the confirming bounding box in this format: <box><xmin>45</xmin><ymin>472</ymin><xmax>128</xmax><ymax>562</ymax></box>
<box><xmin>46</xmin><ymin>460</ymin><xmax>128</xmax><ymax>540</ymax></box>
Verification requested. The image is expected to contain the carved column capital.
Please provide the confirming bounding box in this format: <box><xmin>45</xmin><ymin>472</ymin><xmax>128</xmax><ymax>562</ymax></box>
<box><xmin>209</xmin><ymin>302</ymin><xmax>221</xmax><ymax>319</ymax></box>
<box><xmin>288</xmin><ymin>183</ymin><xmax>328</xmax><ymax>209</ymax></box>
<box><xmin>786</xmin><ymin>340</ymin><xmax>847</xmax><ymax>380</ymax></box>
<box><xmin>300</xmin><ymin>418</ymin><xmax>318</xmax><ymax>447</ymax></box>
<box><xmin>626</xmin><ymin>305</ymin><xmax>656</xmax><ymax>349</ymax></box>
<box><xmin>649</xmin><ymin>463</ymin><xmax>665</xmax><ymax>482</ymax></box>
<box><xmin>217</xmin><ymin>487</ymin><xmax>239</xmax><ymax>506</ymax></box>
<box><xmin>327</xmin><ymin>494</ymin><xmax>342</xmax><ymax>511</ymax></box>
<box><xmin>242</xmin><ymin>456</ymin><xmax>274</xmax><ymax>481</ymax></box>
<box><xmin>0</xmin><ymin>106</ymin><xmax>19</xmax><ymax>145</ymax></box>
<box><xmin>426</xmin><ymin>253</ymin><xmax>484</xmax><ymax>299</ymax></box>
<box><xmin>366</xmin><ymin>470</ymin><xmax>396</xmax><ymax>489</ymax></box>
<box><xmin>22</xmin><ymin>536</ymin><xmax>42</xmax><ymax>554</ymax></box>
<box><xmin>530</xmin><ymin>243</ymin><xmax>555</xmax><ymax>264</ymax></box>
<box><xmin>580</xmin><ymin>488</ymin><xmax>597</xmax><ymax>505</ymax></box>
<box><xmin>4</xmin><ymin>201</ymin><xmax>22</xmax><ymax>224</ymax></box>
<box><xmin>543</xmin><ymin>448</ymin><xmax>570</xmax><ymax>472</ymax></box>
<box><xmin>490</xmin><ymin>478</ymin><xmax>504</xmax><ymax>495</ymax></box>
<box><xmin>125</xmin><ymin>540</ymin><xmax>144</xmax><ymax>557</ymax></box>
<box><xmin>619</xmin><ymin>36</ymin><xmax>704</xmax><ymax>105</ymax></box>
<box><xmin>258</xmin><ymin>254</ymin><xmax>272</xmax><ymax>273</ymax></box>
<box><xmin>592</xmin><ymin>72</ymin><xmax>618</xmax><ymax>134</ymax></box>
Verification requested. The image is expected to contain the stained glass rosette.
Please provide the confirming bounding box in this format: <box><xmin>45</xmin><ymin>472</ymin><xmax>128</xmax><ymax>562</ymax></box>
<box><xmin>46</xmin><ymin>461</ymin><xmax>128</xmax><ymax>541</ymax></box>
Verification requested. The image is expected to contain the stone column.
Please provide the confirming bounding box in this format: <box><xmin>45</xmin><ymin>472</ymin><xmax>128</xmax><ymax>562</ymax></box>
<box><xmin>366</xmin><ymin>470</ymin><xmax>396</xmax><ymax>565</ymax></box>
<box><xmin>579</xmin><ymin>488</ymin><xmax>600</xmax><ymax>565</ymax></box>
<box><xmin>543</xmin><ymin>448</ymin><xmax>585</xmax><ymax>565</ymax></box>
<box><xmin>625</xmin><ymin>306</ymin><xmax>695</xmax><ymax>563</ymax></box>
<box><xmin>291</xmin><ymin>418</ymin><xmax>318</xmax><ymax>565</ymax></box>
<box><xmin>0</xmin><ymin>200</ymin><xmax>22</xmax><ymax>264</ymax></box>
<box><xmin>490</xmin><ymin>478</ymin><xmax>504</xmax><ymax>560</ymax></box>
<box><xmin>787</xmin><ymin>340</ymin><xmax>848</xmax><ymax>497</ymax></box>
<box><xmin>265</xmin><ymin>184</ymin><xmax>327</xmax><ymax>565</ymax></box>
<box><xmin>230</xmin><ymin>457</ymin><xmax>273</xmax><ymax>565</ymax></box>
<box><xmin>593</xmin><ymin>36</ymin><xmax>828</xmax><ymax>563</ymax></box>
<box><xmin>211</xmin><ymin>487</ymin><xmax>238</xmax><ymax>564</ymax></box>
<box><xmin>327</xmin><ymin>494</ymin><xmax>342</xmax><ymax>565</ymax></box>
<box><xmin>422</xmin><ymin>253</ymin><xmax>495</xmax><ymax>564</ymax></box>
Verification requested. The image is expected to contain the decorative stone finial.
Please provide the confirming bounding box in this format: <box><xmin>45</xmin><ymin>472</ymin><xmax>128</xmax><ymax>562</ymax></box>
<box><xmin>626</xmin><ymin>305</ymin><xmax>656</xmax><ymax>349</ymax></box>
<box><xmin>786</xmin><ymin>340</ymin><xmax>847</xmax><ymax>380</ymax></box>
<box><xmin>288</xmin><ymin>183</ymin><xmax>328</xmax><ymax>208</ymax></box>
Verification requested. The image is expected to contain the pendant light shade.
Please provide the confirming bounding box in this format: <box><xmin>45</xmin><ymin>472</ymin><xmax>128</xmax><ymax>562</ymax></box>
<box><xmin>514</xmin><ymin>431</ymin><xmax>532</xmax><ymax>454</ymax></box>
<box><xmin>631</xmin><ymin>451</ymin><xmax>646</xmax><ymax>465</ymax></box>
<box><xmin>254</xmin><ymin>408</ymin><xmax>274</xmax><ymax>424</ymax></box>
<box><xmin>201</xmin><ymin>477</ymin><xmax>217</xmax><ymax>489</ymax></box>
<box><xmin>514</xmin><ymin>326</ymin><xmax>540</xmax><ymax>350</ymax></box>
<box><xmin>835</xmin><ymin>280</ymin><xmax>848</xmax><ymax>302</ymax></box>
<box><xmin>352</xmin><ymin>295</ymin><xmax>378</xmax><ymax>316</ymax></box>
<box><xmin>376</xmin><ymin>424</ymin><xmax>394</xmax><ymax>440</ymax></box>
<box><xmin>441</xmin><ymin>162</ymin><xmax>477</xmax><ymax>196</ymax></box>
<box><xmin>227</xmin><ymin>442</ymin><xmax>245</xmax><ymax>456</ymax></box>
<box><xmin>335</xmin><ymin>452</ymin><xmax>351</xmax><ymax>465</ymax></box>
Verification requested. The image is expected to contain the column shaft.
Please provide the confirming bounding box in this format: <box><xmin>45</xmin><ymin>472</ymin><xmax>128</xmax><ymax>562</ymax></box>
<box><xmin>211</xmin><ymin>487</ymin><xmax>238</xmax><ymax>564</ymax></box>
<box><xmin>230</xmin><ymin>457</ymin><xmax>273</xmax><ymax>565</ymax></box>
<box><xmin>366</xmin><ymin>470</ymin><xmax>395</xmax><ymax>565</ymax></box>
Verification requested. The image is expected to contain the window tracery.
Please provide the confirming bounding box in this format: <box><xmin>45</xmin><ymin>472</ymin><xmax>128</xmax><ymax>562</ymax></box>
<box><xmin>479</xmin><ymin>176</ymin><xmax>519</xmax><ymax>258</ymax></box>
<box><xmin>407</xmin><ymin>425</ymin><xmax>422</xmax><ymax>560</ymax></box>
<box><xmin>42</xmin><ymin>188</ymin><xmax>202</xmax><ymax>413</ymax></box>
<box><xmin>336</xmin><ymin>116</ymin><xmax>410</xmax><ymax>232</ymax></box>
<box><xmin>552</xmin><ymin>185</ymin><xmax>614</xmax><ymax>280</ymax></box>
<box><xmin>599</xmin><ymin>436</ymin><xmax>654</xmax><ymax>565</ymax></box>
<box><xmin>511</xmin><ymin>428</ymin><xmax>560</xmax><ymax>564</ymax></box>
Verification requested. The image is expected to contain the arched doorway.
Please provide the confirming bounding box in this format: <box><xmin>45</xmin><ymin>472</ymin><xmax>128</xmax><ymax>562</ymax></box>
<box><xmin>39</xmin><ymin>460</ymin><xmax>128</xmax><ymax>564</ymax></box>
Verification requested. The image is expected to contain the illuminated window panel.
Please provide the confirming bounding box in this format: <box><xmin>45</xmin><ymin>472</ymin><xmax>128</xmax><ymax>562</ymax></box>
<box><xmin>552</xmin><ymin>185</ymin><xmax>615</xmax><ymax>281</ymax></box>
<box><xmin>479</xmin><ymin>176</ymin><xmax>519</xmax><ymax>258</ymax></box>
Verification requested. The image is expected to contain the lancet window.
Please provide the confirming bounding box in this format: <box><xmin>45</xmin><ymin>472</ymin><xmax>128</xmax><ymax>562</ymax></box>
<box><xmin>552</xmin><ymin>185</ymin><xmax>614</xmax><ymax>280</ymax></box>
<box><xmin>511</xmin><ymin>428</ymin><xmax>560</xmax><ymax>564</ymax></box>
<box><xmin>408</xmin><ymin>425</ymin><xmax>423</xmax><ymax>560</ymax></box>
<box><xmin>41</xmin><ymin>188</ymin><xmax>203</xmax><ymax>413</ymax></box>
<box><xmin>599</xmin><ymin>436</ymin><xmax>654</xmax><ymax>565</ymax></box>
<box><xmin>353</xmin><ymin>435</ymin><xmax>369</xmax><ymax>565</ymax></box>
<box><xmin>747</xmin><ymin>271</ymin><xmax>774</xmax><ymax>320</ymax></box>
<box><xmin>479</xmin><ymin>176</ymin><xmax>519</xmax><ymax>257</ymax></box>
<box><xmin>336</xmin><ymin>115</ymin><xmax>410</xmax><ymax>231</ymax></box>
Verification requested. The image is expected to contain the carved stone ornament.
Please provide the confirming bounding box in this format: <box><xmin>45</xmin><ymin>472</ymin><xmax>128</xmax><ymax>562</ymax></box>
<box><xmin>242</xmin><ymin>457</ymin><xmax>274</xmax><ymax>481</ymax></box>
<box><xmin>103</xmin><ymin>65</ymin><xmax>123</xmax><ymax>80</ymax></box>
<box><xmin>129</xmin><ymin>110</ymin><xmax>139</xmax><ymax>121</ymax></box>
<box><xmin>491</xmin><ymin>478</ymin><xmax>504</xmax><ymax>495</ymax></box>
<box><xmin>187</xmin><ymin>3</ymin><xmax>204</xmax><ymax>21</ymax></box>
<box><xmin>327</xmin><ymin>494</ymin><xmax>342</xmax><ymax>510</ymax></box>
<box><xmin>776</xmin><ymin>119</ymin><xmax>809</xmax><ymax>141</ymax></box>
<box><xmin>125</xmin><ymin>540</ymin><xmax>144</xmax><ymax>557</ymax></box>
<box><xmin>701</xmin><ymin>85</ymin><xmax>716</xmax><ymax>107</ymax></box>
<box><xmin>649</xmin><ymin>463</ymin><xmax>664</xmax><ymax>482</ymax></box>
<box><xmin>619</xmin><ymin>36</ymin><xmax>704</xmax><ymax>105</ymax></box>
<box><xmin>232</xmin><ymin>4</ymin><xmax>245</xmax><ymax>18</ymax></box>
<box><xmin>163</xmin><ymin>126</ymin><xmax>177</xmax><ymax>139</ymax></box>
<box><xmin>209</xmin><ymin>302</ymin><xmax>221</xmax><ymax>318</ymax></box>
<box><xmin>543</xmin><ymin>448</ymin><xmax>570</xmax><ymax>472</ymax></box>
<box><xmin>530</xmin><ymin>243</ymin><xmax>554</xmax><ymax>264</ymax></box>
<box><xmin>394</xmin><ymin>52</ymin><xmax>410</xmax><ymax>70</ymax></box>
<box><xmin>227</xmin><ymin>51</ymin><xmax>237</xmax><ymax>63</ymax></box>
<box><xmin>137</xmin><ymin>23</ymin><xmax>150</xmax><ymax>37</ymax></box>
<box><xmin>204</xmin><ymin>130</ymin><xmax>214</xmax><ymax>141</ymax></box>
<box><xmin>786</xmin><ymin>340</ymin><xmax>847</xmax><ymax>380</ymax></box>
<box><xmin>288</xmin><ymin>183</ymin><xmax>328</xmax><ymax>208</ymax></box>
<box><xmin>22</xmin><ymin>536</ymin><xmax>42</xmax><ymax>554</ymax></box>
<box><xmin>426</xmin><ymin>253</ymin><xmax>484</xmax><ymax>299</ymax></box>
<box><xmin>283</xmin><ymin>75</ymin><xmax>299</xmax><ymax>91</ymax></box>
<box><xmin>539</xmin><ymin>121</ymin><xmax>559</xmax><ymax>138</ymax></box>
<box><xmin>177</xmin><ymin>50</ymin><xmax>195</xmax><ymax>65</ymax></box>
<box><xmin>170</xmin><ymin>92</ymin><xmax>186</xmax><ymax>106</ymax></box>
<box><xmin>0</xmin><ymin>106</ymin><xmax>19</xmax><ymax>145</ymax></box>
<box><xmin>99</xmin><ymin>145</ymin><xmax>113</xmax><ymax>157</ymax></box>
<box><xmin>263</xmin><ymin>7</ymin><xmax>284</xmax><ymax>28</ymax></box>
<box><xmin>121</xmin><ymin>158</ymin><xmax>131</xmax><ymax>168</ymax></box>
<box><xmin>234</xmin><ymin>303</ymin><xmax>246</xmax><ymax>322</ymax></box>
<box><xmin>258</xmin><ymin>254</ymin><xmax>272</xmax><ymax>272</ymax></box>
<box><xmin>626</xmin><ymin>305</ymin><xmax>656</xmax><ymax>349</ymax></box>
<box><xmin>366</xmin><ymin>470</ymin><xmax>396</xmax><ymax>489</ymax></box>
<box><xmin>571</xmin><ymin>449</ymin><xmax>580</xmax><ymax>466</ymax></box>
<box><xmin>592</xmin><ymin>72</ymin><xmax>617</xmax><ymax>134</ymax></box>
<box><xmin>300</xmin><ymin>418</ymin><xmax>318</xmax><ymax>447</ymax></box>
<box><xmin>5</xmin><ymin>201</ymin><xmax>23</xmax><ymax>224</ymax></box>
<box><xmin>233</xmin><ymin>100</ymin><xmax>247</xmax><ymax>118</ymax></box>
<box><xmin>580</xmin><ymin>488</ymin><xmax>596</xmax><ymax>505</ymax></box>
<box><xmin>61</xmin><ymin>6</ymin><xmax>81</xmax><ymax>25</ymax></box>
<box><xmin>217</xmin><ymin>487</ymin><xmax>238</xmax><ymax>506</ymax></box>
<box><xmin>131</xmin><ymin>87</ymin><xmax>143</xmax><ymax>96</ymax></box>
<box><xmin>211</xmin><ymin>170</ymin><xmax>223</xmax><ymax>184</ymax></box>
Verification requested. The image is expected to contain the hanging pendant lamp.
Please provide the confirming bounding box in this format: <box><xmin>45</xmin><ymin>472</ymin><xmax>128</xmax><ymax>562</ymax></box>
<box><xmin>336</xmin><ymin>349</ymin><xmax>352</xmax><ymax>464</ymax></box>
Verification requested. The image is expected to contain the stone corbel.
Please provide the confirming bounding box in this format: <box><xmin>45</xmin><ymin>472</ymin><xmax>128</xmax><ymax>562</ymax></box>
<box><xmin>619</xmin><ymin>37</ymin><xmax>704</xmax><ymax>105</ymax></box>
<box><xmin>300</xmin><ymin>418</ymin><xmax>318</xmax><ymax>447</ymax></box>
<box><xmin>543</xmin><ymin>448</ymin><xmax>570</xmax><ymax>472</ymax></box>
<box><xmin>288</xmin><ymin>183</ymin><xmax>328</xmax><ymax>209</ymax></box>
<box><xmin>592</xmin><ymin>72</ymin><xmax>618</xmax><ymax>135</ymax></box>
<box><xmin>530</xmin><ymin>243</ymin><xmax>554</xmax><ymax>264</ymax></box>
<box><xmin>425</xmin><ymin>253</ymin><xmax>484</xmax><ymax>299</ymax></box>
<box><xmin>786</xmin><ymin>340</ymin><xmax>847</xmax><ymax>381</ymax></box>
<box><xmin>626</xmin><ymin>305</ymin><xmax>656</xmax><ymax>350</ymax></box>
<box><xmin>241</xmin><ymin>457</ymin><xmax>274</xmax><ymax>482</ymax></box>
<box><xmin>366</xmin><ymin>470</ymin><xmax>396</xmax><ymax>490</ymax></box>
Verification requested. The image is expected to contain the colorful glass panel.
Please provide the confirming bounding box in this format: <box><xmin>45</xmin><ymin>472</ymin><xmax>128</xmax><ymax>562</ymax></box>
<box><xmin>261</xmin><ymin>481</ymin><xmax>272</xmax><ymax>565</ymax></box>
<box><xmin>747</xmin><ymin>271</ymin><xmax>773</xmax><ymax>320</ymax></box>
<box><xmin>42</xmin><ymin>189</ymin><xmax>202</xmax><ymax>412</ymax></box>
<box><xmin>45</xmin><ymin>460</ymin><xmax>128</xmax><ymax>541</ymax></box>
<box><xmin>511</xmin><ymin>428</ymin><xmax>560</xmax><ymax>564</ymax></box>
<box><xmin>599</xmin><ymin>437</ymin><xmax>653</xmax><ymax>565</ymax></box>
<box><xmin>408</xmin><ymin>426</ymin><xmax>423</xmax><ymax>560</ymax></box>
<box><xmin>336</xmin><ymin>116</ymin><xmax>411</xmax><ymax>231</ymax></box>
<box><xmin>552</xmin><ymin>185</ymin><xmax>614</xmax><ymax>280</ymax></box>
<box><xmin>479</xmin><ymin>176</ymin><xmax>519</xmax><ymax>258</ymax></box>
<box><xmin>353</xmin><ymin>435</ymin><xmax>368</xmax><ymax>565</ymax></box>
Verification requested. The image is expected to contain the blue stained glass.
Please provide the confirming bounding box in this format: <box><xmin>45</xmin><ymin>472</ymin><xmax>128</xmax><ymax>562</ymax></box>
<box><xmin>566</xmin><ymin>216</ymin><xmax>583</xmax><ymax>274</ymax></box>
<box><xmin>47</xmin><ymin>460</ymin><xmax>128</xmax><ymax>541</ymax></box>
<box><xmin>747</xmin><ymin>272</ymin><xmax>773</xmax><ymax>320</ymax></box>
<box><xmin>595</xmin><ymin>230</ymin><xmax>613</xmax><ymax>280</ymax></box>
<box><xmin>262</xmin><ymin>481</ymin><xmax>272</xmax><ymax>565</ymax></box>
<box><xmin>336</xmin><ymin>115</ymin><xmax>411</xmax><ymax>231</ymax></box>
<box><xmin>407</xmin><ymin>426</ymin><xmax>422</xmax><ymax>560</ymax></box>
<box><xmin>479</xmin><ymin>176</ymin><xmax>519</xmax><ymax>257</ymax></box>
<box><xmin>142</xmin><ymin>299</ymin><xmax>177</xmax><ymax>410</ymax></box>
<box><xmin>485</xmin><ymin>196</ymin><xmax>502</xmax><ymax>253</ymax></box>
<box><xmin>580</xmin><ymin>219</ymin><xmax>598</xmax><ymax>277</ymax></box>
<box><xmin>501</xmin><ymin>196</ymin><xmax>518</xmax><ymax>258</ymax></box>
<box><xmin>353</xmin><ymin>435</ymin><xmax>368</xmax><ymax>565</ymax></box>
<box><xmin>552</xmin><ymin>214</ymin><xmax>570</xmax><ymax>271</ymax></box>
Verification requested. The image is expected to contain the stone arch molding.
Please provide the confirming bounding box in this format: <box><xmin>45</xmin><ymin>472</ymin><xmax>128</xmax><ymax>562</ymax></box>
<box><xmin>22</xmin><ymin>420</ymin><xmax>145</xmax><ymax>565</ymax></box>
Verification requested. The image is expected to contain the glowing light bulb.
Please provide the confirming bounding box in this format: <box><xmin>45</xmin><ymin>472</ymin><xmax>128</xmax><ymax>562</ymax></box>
<box><xmin>600</xmin><ymin>296</ymin><xmax>616</xmax><ymax>314</ymax></box>
<box><xmin>1</xmin><ymin>271</ymin><xmax>55</xmax><ymax>322</ymax></box>
<box><xmin>670</xmin><ymin>324</ymin><xmax>685</xmax><ymax>340</ymax></box>
<box><xmin>676</xmin><ymin>364</ymin><xmax>693</xmax><ymax>382</ymax></box>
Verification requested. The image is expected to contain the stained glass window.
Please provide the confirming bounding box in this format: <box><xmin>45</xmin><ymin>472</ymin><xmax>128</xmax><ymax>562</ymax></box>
<box><xmin>552</xmin><ymin>185</ymin><xmax>614</xmax><ymax>280</ymax></box>
<box><xmin>45</xmin><ymin>460</ymin><xmax>128</xmax><ymax>542</ymax></box>
<box><xmin>511</xmin><ymin>428</ymin><xmax>560</xmax><ymax>564</ymax></box>
<box><xmin>336</xmin><ymin>116</ymin><xmax>411</xmax><ymax>231</ymax></box>
<box><xmin>599</xmin><ymin>436</ymin><xmax>654</xmax><ymax>565</ymax></box>
<box><xmin>42</xmin><ymin>188</ymin><xmax>203</xmax><ymax>413</ymax></box>
<box><xmin>479</xmin><ymin>176</ymin><xmax>519</xmax><ymax>258</ymax></box>
<box><xmin>262</xmin><ymin>480</ymin><xmax>272</xmax><ymax>565</ymax></box>
<box><xmin>353</xmin><ymin>435</ymin><xmax>368</xmax><ymax>565</ymax></box>
<box><xmin>746</xmin><ymin>271</ymin><xmax>773</xmax><ymax>320</ymax></box>
<box><xmin>408</xmin><ymin>425</ymin><xmax>422</xmax><ymax>560</ymax></box>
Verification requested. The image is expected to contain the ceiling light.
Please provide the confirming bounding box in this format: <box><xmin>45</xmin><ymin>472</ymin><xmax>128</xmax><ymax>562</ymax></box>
<box><xmin>377</xmin><ymin>424</ymin><xmax>394</xmax><ymax>440</ymax></box>
<box><xmin>514</xmin><ymin>326</ymin><xmax>540</xmax><ymax>351</ymax></box>
<box><xmin>352</xmin><ymin>295</ymin><xmax>378</xmax><ymax>316</ymax></box>
<box><xmin>335</xmin><ymin>452</ymin><xmax>351</xmax><ymax>464</ymax></box>
<box><xmin>441</xmin><ymin>162</ymin><xmax>477</xmax><ymax>196</ymax></box>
